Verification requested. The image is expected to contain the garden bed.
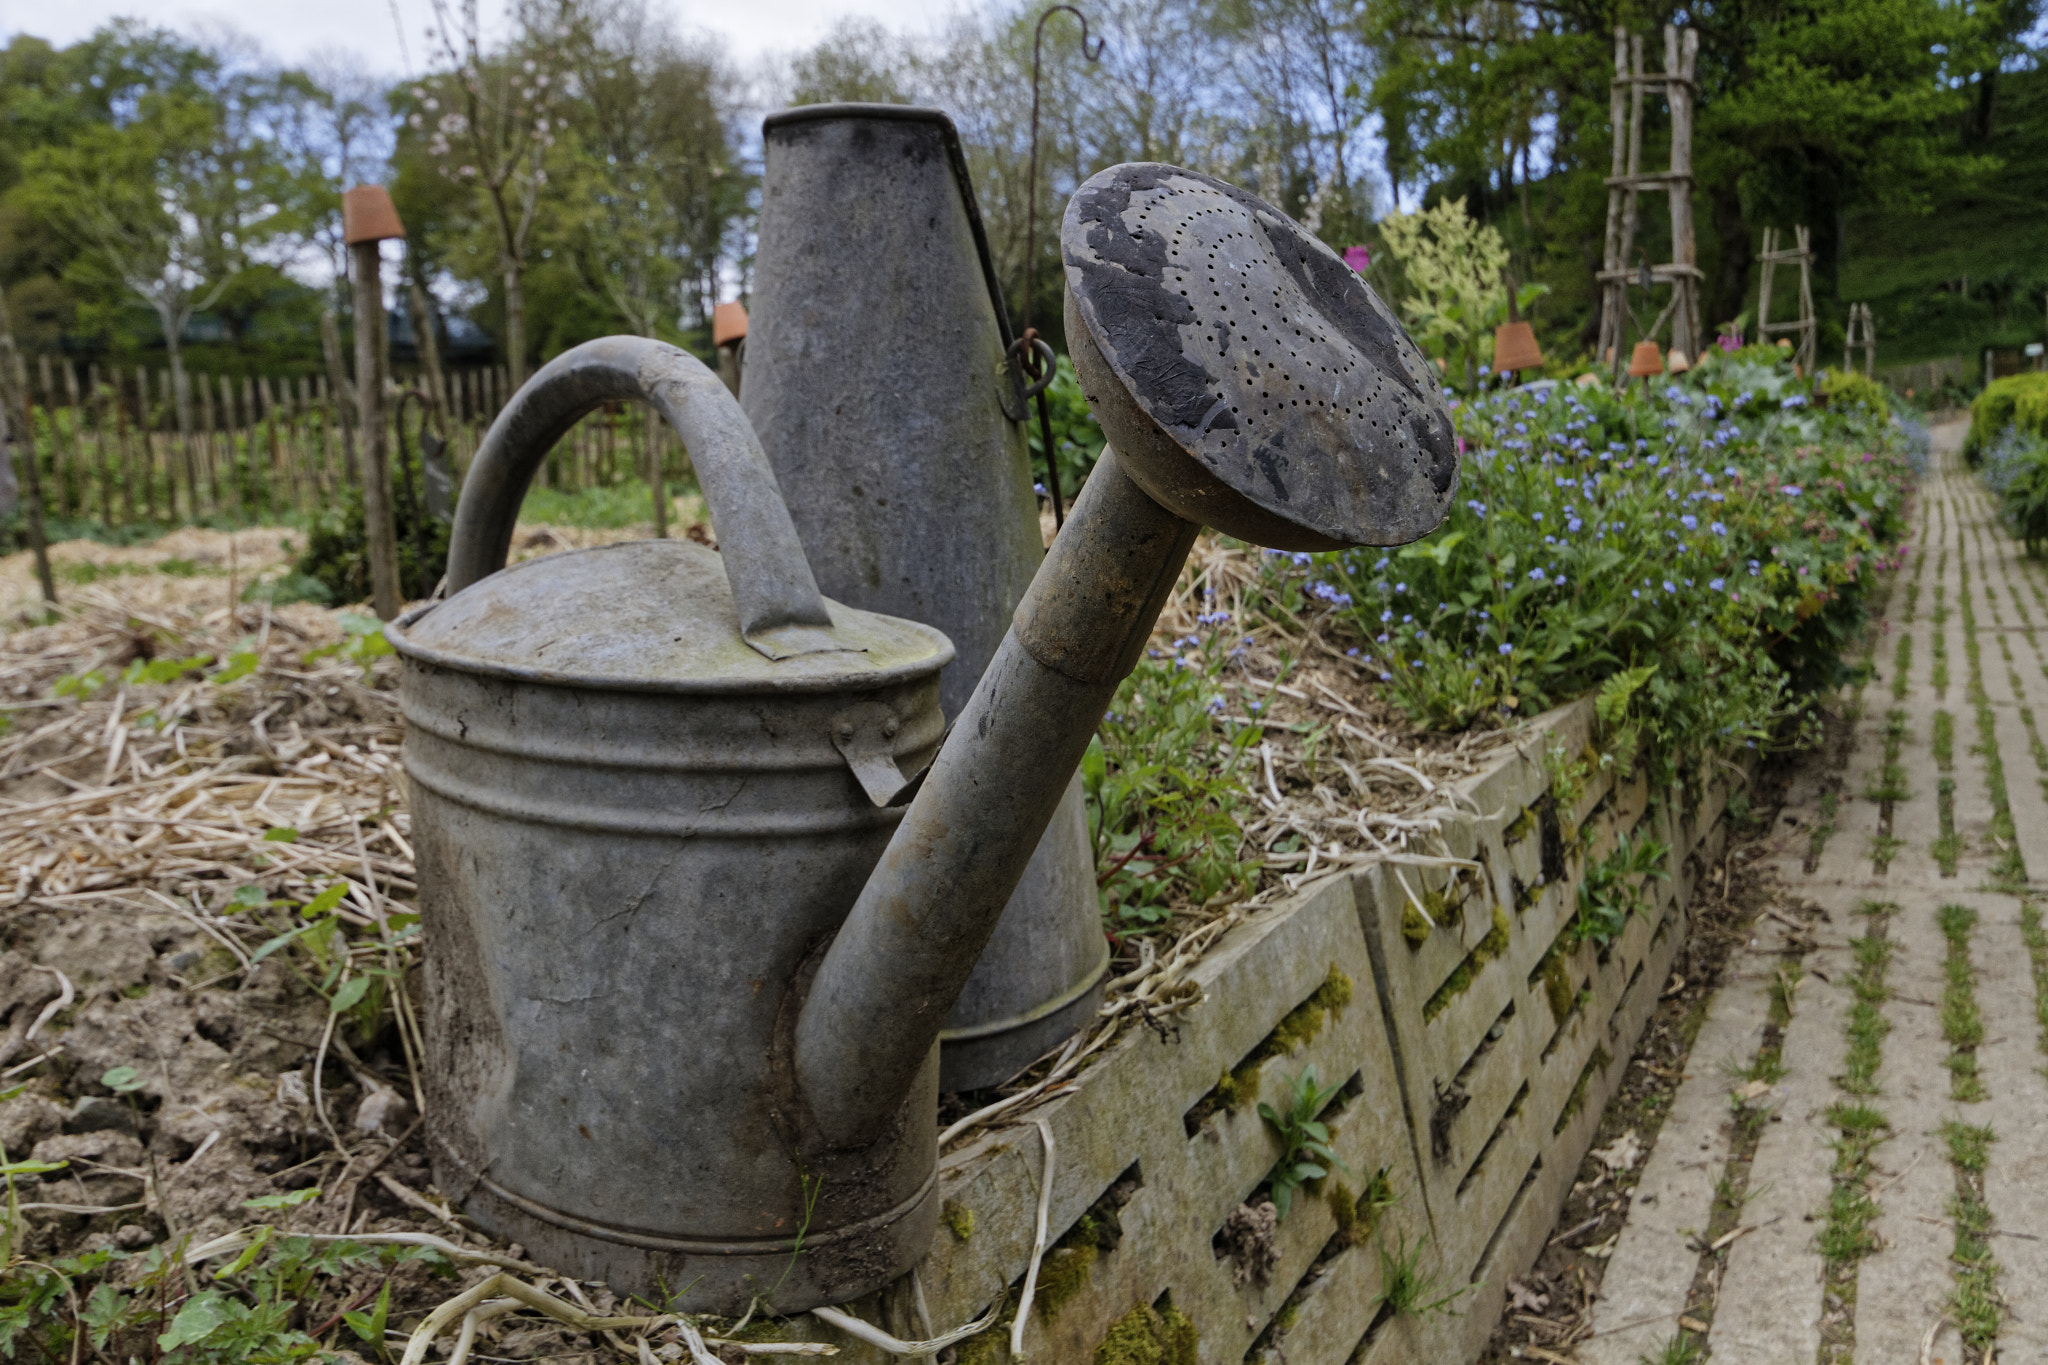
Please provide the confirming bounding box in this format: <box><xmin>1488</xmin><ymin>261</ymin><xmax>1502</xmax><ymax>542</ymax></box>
<box><xmin>0</xmin><ymin>350</ymin><xmax>1920</xmax><ymax>1363</ymax></box>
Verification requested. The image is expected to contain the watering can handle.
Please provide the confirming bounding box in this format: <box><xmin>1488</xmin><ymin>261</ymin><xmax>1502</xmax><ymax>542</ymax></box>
<box><xmin>444</xmin><ymin>337</ymin><xmax>837</xmax><ymax>658</ymax></box>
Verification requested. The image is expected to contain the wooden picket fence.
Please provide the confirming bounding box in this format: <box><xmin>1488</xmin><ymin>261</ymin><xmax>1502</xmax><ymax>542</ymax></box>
<box><xmin>15</xmin><ymin>357</ymin><xmax>693</xmax><ymax>530</ymax></box>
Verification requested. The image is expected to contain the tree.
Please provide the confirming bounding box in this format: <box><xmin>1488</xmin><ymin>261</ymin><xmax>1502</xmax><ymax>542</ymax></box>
<box><xmin>788</xmin><ymin>17</ymin><xmax>914</xmax><ymax>106</ymax></box>
<box><xmin>417</xmin><ymin>0</ymin><xmax>572</xmax><ymax>384</ymax></box>
<box><xmin>18</xmin><ymin>97</ymin><xmax>253</xmax><ymax>433</ymax></box>
<box><xmin>556</xmin><ymin>0</ymin><xmax>746</xmax><ymax>338</ymax></box>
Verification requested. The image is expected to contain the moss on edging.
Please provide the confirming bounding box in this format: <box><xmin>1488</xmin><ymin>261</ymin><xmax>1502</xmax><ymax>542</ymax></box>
<box><xmin>1422</xmin><ymin>906</ymin><xmax>1512</xmax><ymax>1022</ymax></box>
<box><xmin>1093</xmin><ymin>1299</ymin><xmax>1199</xmax><ymax>1365</ymax></box>
<box><xmin>1209</xmin><ymin>963</ymin><xmax>1354</xmax><ymax>1115</ymax></box>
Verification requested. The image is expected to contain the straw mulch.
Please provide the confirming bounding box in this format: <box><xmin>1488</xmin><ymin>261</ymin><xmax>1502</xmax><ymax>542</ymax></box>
<box><xmin>0</xmin><ymin>528</ymin><xmax>1529</xmax><ymax>1305</ymax></box>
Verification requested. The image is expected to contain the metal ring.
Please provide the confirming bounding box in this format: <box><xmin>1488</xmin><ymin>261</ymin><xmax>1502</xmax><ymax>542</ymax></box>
<box><xmin>1012</xmin><ymin>336</ymin><xmax>1059</xmax><ymax>400</ymax></box>
<box><xmin>998</xmin><ymin>336</ymin><xmax>1058</xmax><ymax>422</ymax></box>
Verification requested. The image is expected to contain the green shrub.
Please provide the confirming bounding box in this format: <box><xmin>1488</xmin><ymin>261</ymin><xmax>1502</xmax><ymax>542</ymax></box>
<box><xmin>1310</xmin><ymin>351</ymin><xmax>1912</xmax><ymax>773</ymax></box>
<box><xmin>294</xmin><ymin>447</ymin><xmax>449</xmax><ymax>605</ymax></box>
<box><xmin>1965</xmin><ymin>371</ymin><xmax>2048</xmax><ymax>460</ymax></box>
<box><xmin>1817</xmin><ymin>367</ymin><xmax>1891</xmax><ymax>423</ymax></box>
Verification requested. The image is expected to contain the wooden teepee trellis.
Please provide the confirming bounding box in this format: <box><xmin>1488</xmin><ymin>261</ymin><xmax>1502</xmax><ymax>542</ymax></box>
<box><xmin>1598</xmin><ymin>23</ymin><xmax>1701</xmax><ymax>384</ymax></box>
<box><xmin>1755</xmin><ymin>226</ymin><xmax>1817</xmax><ymax>373</ymax></box>
<box><xmin>1843</xmin><ymin>301</ymin><xmax>1875</xmax><ymax>376</ymax></box>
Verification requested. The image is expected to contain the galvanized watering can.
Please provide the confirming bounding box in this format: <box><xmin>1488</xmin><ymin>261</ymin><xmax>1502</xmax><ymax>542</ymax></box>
<box><xmin>389</xmin><ymin>160</ymin><xmax>1458</xmax><ymax>1314</ymax></box>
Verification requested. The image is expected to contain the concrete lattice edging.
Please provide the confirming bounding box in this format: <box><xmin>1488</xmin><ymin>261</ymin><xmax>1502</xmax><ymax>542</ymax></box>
<box><xmin>817</xmin><ymin>697</ymin><xmax>1740</xmax><ymax>1363</ymax></box>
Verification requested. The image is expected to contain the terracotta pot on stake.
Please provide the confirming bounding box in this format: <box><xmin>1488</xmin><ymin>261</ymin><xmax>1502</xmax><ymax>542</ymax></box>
<box><xmin>1628</xmin><ymin>339</ymin><xmax>1665</xmax><ymax>389</ymax></box>
<box><xmin>1493</xmin><ymin>270</ymin><xmax>1543</xmax><ymax>380</ymax></box>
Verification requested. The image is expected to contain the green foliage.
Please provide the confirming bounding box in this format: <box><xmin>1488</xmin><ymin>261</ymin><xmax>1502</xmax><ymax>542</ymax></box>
<box><xmin>1371</xmin><ymin>1230</ymin><xmax>1464</xmax><ymax>1319</ymax></box>
<box><xmin>515</xmin><ymin>477</ymin><xmax>693</xmax><ymax>530</ymax></box>
<box><xmin>1028</xmin><ymin>354</ymin><xmax>1108</xmax><ymax>497</ymax></box>
<box><xmin>1257</xmin><ymin>1065</ymin><xmax>1349</xmax><ymax>1221</ymax></box>
<box><xmin>1318</xmin><ymin>352</ymin><xmax>1911</xmax><ymax>782</ymax></box>
<box><xmin>1817</xmin><ymin>369</ymin><xmax>1892</xmax><ymax>424</ymax></box>
<box><xmin>1573</xmin><ymin>831</ymin><xmax>1670</xmax><ymax>949</ymax></box>
<box><xmin>1981</xmin><ymin>427</ymin><xmax>2048</xmax><ymax>556</ymax></box>
<box><xmin>1375</xmin><ymin>197</ymin><xmax>1545</xmax><ymax>389</ymax></box>
<box><xmin>0</xmin><ymin>1231</ymin><xmax>449</xmax><ymax>1364</ymax></box>
<box><xmin>1966</xmin><ymin>371</ymin><xmax>2048</xmax><ymax>460</ymax></box>
<box><xmin>1086</xmin><ymin>620</ymin><xmax>1264</xmax><ymax>929</ymax></box>
<box><xmin>293</xmin><ymin>447</ymin><xmax>450</xmax><ymax>607</ymax></box>
<box><xmin>1938</xmin><ymin>902</ymin><xmax>1986</xmax><ymax>1101</ymax></box>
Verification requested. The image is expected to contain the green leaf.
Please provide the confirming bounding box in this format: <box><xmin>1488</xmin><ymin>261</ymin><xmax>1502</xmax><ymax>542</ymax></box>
<box><xmin>83</xmin><ymin>1283</ymin><xmax>129</xmax><ymax>1349</ymax></box>
<box><xmin>215</xmin><ymin>1225</ymin><xmax>271</xmax><ymax>1279</ymax></box>
<box><xmin>329</xmin><ymin>976</ymin><xmax>371</xmax><ymax>1012</ymax></box>
<box><xmin>248</xmin><ymin>921</ymin><xmax>322</xmax><ymax>964</ymax></box>
<box><xmin>158</xmin><ymin>1291</ymin><xmax>234</xmax><ymax>1351</ymax></box>
<box><xmin>1</xmin><ymin>1158</ymin><xmax>68</xmax><ymax>1176</ymax></box>
<box><xmin>101</xmin><ymin>1066</ymin><xmax>143</xmax><ymax>1093</ymax></box>
<box><xmin>302</xmin><ymin>883</ymin><xmax>349</xmax><ymax>917</ymax></box>
<box><xmin>262</xmin><ymin>826</ymin><xmax>299</xmax><ymax>843</ymax></box>
<box><xmin>242</xmin><ymin>1186</ymin><xmax>322</xmax><ymax>1211</ymax></box>
<box><xmin>227</xmin><ymin>883</ymin><xmax>270</xmax><ymax>913</ymax></box>
<box><xmin>343</xmin><ymin>1281</ymin><xmax>392</xmax><ymax>1345</ymax></box>
<box><xmin>210</xmin><ymin>651</ymin><xmax>260</xmax><ymax>685</ymax></box>
<box><xmin>1595</xmin><ymin>664</ymin><xmax>1658</xmax><ymax>725</ymax></box>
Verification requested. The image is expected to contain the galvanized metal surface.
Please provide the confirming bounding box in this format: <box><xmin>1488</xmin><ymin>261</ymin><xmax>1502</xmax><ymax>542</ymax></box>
<box><xmin>398</xmin><ymin>342</ymin><xmax>960</xmax><ymax>1312</ymax></box>
<box><xmin>745</xmin><ymin>104</ymin><xmax>1104</xmax><ymax>1091</ymax></box>
<box><xmin>1062</xmin><ymin>162</ymin><xmax>1458</xmax><ymax>550</ymax></box>
<box><xmin>448</xmin><ymin>335</ymin><xmax>836</xmax><ymax>659</ymax></box>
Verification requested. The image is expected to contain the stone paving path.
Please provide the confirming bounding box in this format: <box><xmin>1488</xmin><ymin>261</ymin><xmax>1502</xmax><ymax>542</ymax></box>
<box><xmin>1578</xmin><ymin>424</ymin><xmax>2048</xmax><ymax>1365</ymax></box>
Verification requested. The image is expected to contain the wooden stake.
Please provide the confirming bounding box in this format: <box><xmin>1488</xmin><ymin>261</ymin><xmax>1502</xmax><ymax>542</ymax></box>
<box><xmin>352</xmin><ymin>241</ymin><xmax>402</xmax><ymax>619</ymax></box>
<box><xmin>0</xmin><ymin>297</ymin><xmax>57</xmax><ymax>605</ymax></box>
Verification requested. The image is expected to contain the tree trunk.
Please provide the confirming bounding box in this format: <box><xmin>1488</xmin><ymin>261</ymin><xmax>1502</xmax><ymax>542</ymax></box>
<box><xmin>503</xmin><ymin>261</ymin><xmax>528</xmax><ymax>388</ymax></box>
<box><xmin>1969</xmin><ymin>68</ymin><xmax>1998</xmax><ymax>143</ymax></box>
<box><xmin>320</xmin><ymin>309</ymin><xmax>358</xmax><ymax>485</ymax></box>
<box><xmin>409</xmin><ymin>275</ymin><xmax>450</xmax><ymax>437</ymax></box>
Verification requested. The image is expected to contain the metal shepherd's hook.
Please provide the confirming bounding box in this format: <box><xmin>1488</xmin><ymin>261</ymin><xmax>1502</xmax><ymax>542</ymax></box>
<box><xmin>1014</xmin><ymin>4</ymin><xmax>1104</xmax><ymax>530</ymax></box>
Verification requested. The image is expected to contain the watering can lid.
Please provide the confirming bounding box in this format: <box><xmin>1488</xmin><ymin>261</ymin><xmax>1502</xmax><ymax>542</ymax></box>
<box><xmin>389</xmin><ymin>539</ymin><xmax>953</xmax><ymax>695</ymax></box>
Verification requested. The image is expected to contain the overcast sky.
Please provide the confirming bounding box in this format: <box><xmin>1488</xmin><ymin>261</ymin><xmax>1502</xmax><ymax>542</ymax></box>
<box><xmin>0</xmin><ymin>0</ymin><xmax>958</xmax><ymax>74</ymax></box>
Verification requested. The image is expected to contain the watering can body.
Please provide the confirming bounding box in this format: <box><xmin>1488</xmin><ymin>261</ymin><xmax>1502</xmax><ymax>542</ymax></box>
<box><xmin>743</xmin><ymin>105</ymin><xmax>1106</xmax><ymax>1092</ymax></box>
<box><xmin>391</xmin><ymin>341</ymin><xmax>955</xmax><ymax>1310</ymax></box>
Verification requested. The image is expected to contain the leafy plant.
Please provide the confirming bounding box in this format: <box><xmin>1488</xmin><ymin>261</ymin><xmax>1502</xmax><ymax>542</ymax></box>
<box><xmin>1086</xmin><ymin>615</ymin><xmax>1263</xmax><ymax>929</ymax></box>
<box><xmin>1572</xmin><ymin>831</ymin><xmax>1671</xmax><ymax>949</ymax></box>
<box><xmin>0</xmin><ymin>1231</ymin><xmax>450</xmax><ymax>1364</ymax></box>
<box><xmin>1376</xmin><ymin>197</ymin><xmax>1544</xmax><ymax>389</ymax></box>
<box><xmin>1317</xmin><ymin>349</ymin><xmax>1910</xmax><ymax>771</ymax></box>
<box><xmin>1256</xmin><ymin>1064</ymin><xmax>1350</xmax><ymax>1220</ymax></box>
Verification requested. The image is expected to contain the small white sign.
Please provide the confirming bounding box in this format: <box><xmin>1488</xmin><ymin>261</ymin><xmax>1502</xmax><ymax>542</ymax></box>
<box><xmin>2027</xmin><ymin>342</ymin><xmax>2045</xmax><ymax>357</ymax></box>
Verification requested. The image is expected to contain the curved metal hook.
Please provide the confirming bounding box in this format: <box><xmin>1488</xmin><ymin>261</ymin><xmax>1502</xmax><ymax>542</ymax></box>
<box><xmin>1022</xmin><ymin>5</ymin><xmax>1104</xmax><ymax>341</ymax></box>
<box><xmin>1035</xmin><ymin>3</ymin><xmax>1104</xmax><ymax>61</ymax></box>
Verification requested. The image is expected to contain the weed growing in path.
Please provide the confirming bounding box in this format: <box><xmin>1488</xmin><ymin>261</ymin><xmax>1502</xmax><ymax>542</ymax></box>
<box><xmin>1940</xmin><ymin>1119</ymin><xmax>2002</xmax><ymax>1354</ymax></box>
<box><xmin>1938</xmin><ymin>903</ymin><xmax>1987</xmax><ymax>1102</ymax></box>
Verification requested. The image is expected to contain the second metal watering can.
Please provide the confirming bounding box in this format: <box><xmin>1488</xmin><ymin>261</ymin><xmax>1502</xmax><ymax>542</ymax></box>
<box><xmin>742</xmin><ymin>104</ymin><xmax>1106</xmax><ymax>1093</ymax></box>
<box><xmin>391</xmin><ymin>159</ymin><xmax>1457</xmax><ymax>1314</ymax></box>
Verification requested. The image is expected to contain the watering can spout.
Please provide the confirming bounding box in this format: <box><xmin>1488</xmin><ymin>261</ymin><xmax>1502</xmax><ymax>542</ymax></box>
<box><xmin>795</xmin><ymin>453</ymin><xmax>1197</xmax><ymax>1145</ymax></box>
